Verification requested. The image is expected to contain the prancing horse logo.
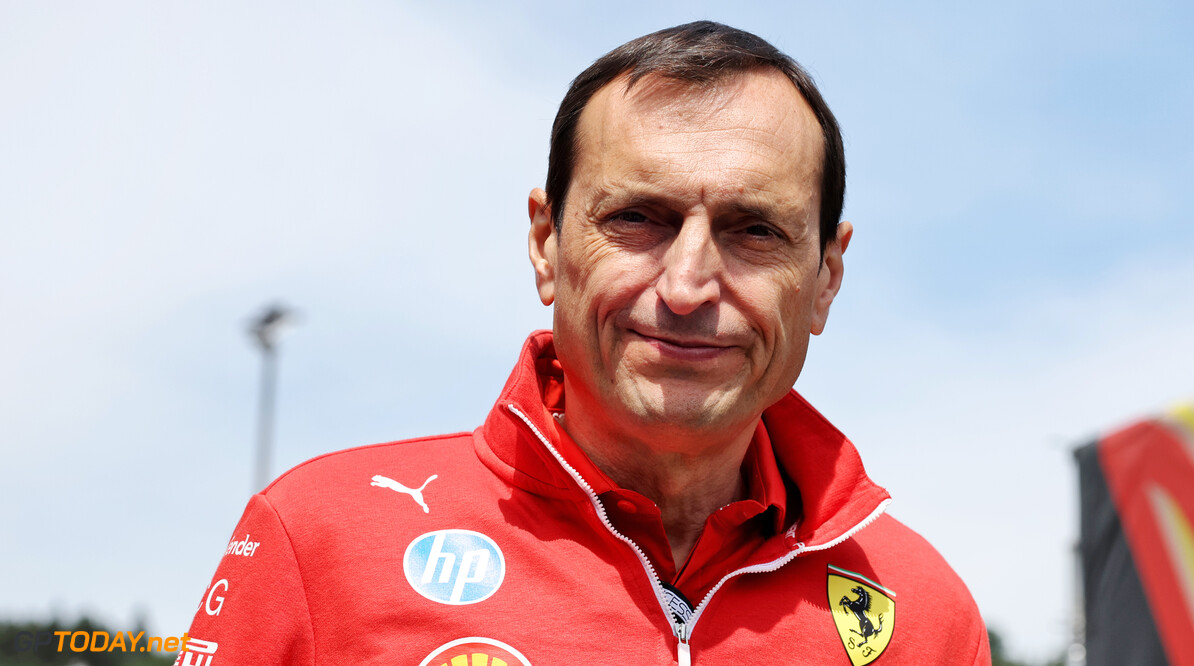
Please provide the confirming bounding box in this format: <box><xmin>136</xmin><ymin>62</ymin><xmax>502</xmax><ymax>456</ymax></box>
<box><xmin>827</xmin><ymin>565</ymin><xmax>895</xmax><ymax>665</ymax></box>
<box><xmin>839</xmin><ymin>586</ymin><xmax>885</xmax><ymax>646</ymax></box>
<box><xmin>371</xmin><ymin>474</ymin><xmax>437</xmax><ymax>513</ymax></box>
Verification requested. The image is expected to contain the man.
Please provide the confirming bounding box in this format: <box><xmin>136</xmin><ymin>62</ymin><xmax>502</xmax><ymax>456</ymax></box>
<box><xmin>178</xmin><ymin>22</ymin><xmax>990</xmax><ymax>666</ymax></box>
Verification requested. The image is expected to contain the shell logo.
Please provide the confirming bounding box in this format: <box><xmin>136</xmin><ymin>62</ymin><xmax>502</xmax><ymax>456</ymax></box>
<box><xmin>417</xmin><ymin>637</ymin><xmax>532</xmax><ymax>666</ymax></box>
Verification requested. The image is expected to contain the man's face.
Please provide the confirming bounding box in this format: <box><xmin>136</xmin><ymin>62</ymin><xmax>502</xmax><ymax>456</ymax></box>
<box><xmin>529</xmin><ymin>69</ymin><xmax>850</xmax><ymax>443</ymax></box>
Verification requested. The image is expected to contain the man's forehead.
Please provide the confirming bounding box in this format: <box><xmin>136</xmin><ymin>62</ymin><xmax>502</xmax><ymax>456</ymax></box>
<box><xmin>572</xmin><ymin>69</ymin><xmax>824</xmax><ymax>191</ymax></box>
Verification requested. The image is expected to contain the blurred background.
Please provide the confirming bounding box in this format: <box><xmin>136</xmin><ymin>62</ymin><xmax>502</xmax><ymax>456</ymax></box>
<box><xmin>2</xmin><ymin>1</ymin><xmax>1192</xmax><ymax>664</ymax></box>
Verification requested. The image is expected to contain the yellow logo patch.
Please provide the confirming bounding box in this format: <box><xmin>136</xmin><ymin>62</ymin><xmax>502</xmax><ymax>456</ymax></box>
<box><xmin>828</xmin><ymin>565</ymin><xmax>896</xmax><ymax>665</ymax></box>
<box><xmin>417</xmin><ymin>637</ymin><xmax>532</xmax><ymax>666</ymax></box>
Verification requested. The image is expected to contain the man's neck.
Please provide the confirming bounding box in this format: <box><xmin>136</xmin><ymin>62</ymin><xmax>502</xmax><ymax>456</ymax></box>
<box><xmin>556</xmin><ymin>410</ymin><xmax>756</xmax><ymax>567</ymax></box>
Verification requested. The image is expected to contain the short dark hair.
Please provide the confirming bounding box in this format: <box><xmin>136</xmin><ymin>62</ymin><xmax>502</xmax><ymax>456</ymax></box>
<box><xmin>545</xmin><ymin>21</ymin><xmax>846</xmax><ymax>255</ymax></box>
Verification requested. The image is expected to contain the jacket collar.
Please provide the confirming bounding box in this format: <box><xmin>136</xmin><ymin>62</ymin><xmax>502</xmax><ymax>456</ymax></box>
<box><xmin>474</xmin><ymin>330</ymin><xmax>891</xmax><ymax>548</ymax></box>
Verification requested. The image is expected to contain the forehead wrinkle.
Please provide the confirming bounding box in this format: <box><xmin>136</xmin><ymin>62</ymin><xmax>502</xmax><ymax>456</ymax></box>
<box><xmin>579</xmin><ymin>130</ymin><xmax>816</xmax><ymax>216</ymax></box>
<box><xmin>614</xmin><ymin>150</ymin><xmax>817</xmax><ymax>218</ymax></box>
<box><xmin>593</xmin><ymin>131</ymin><xmax>814</xmax><ymax>190</ymax></box>
<box><xmin>628</xmin><ymin>108</ymin><xmax>819</xmax><ymax>192</ymax></box>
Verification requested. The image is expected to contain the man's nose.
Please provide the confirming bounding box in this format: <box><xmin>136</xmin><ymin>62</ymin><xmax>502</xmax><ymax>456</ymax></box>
<box><xmin>655</xmin><ymin>219</ymin><xmax>721</xmax><ymax>316</ymax></box>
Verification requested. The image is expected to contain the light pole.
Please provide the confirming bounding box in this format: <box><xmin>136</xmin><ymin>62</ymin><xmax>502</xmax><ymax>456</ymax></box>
<box><xmin>249</xmin><ymin>304</ymin><xmax>293</xmax><ymax>493</ymax></box>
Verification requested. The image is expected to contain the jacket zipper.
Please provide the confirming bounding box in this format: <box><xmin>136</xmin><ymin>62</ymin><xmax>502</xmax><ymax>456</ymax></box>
<box><xmin>506</xmin><ymin>404</ymin><xmax>889</xmax><ymax>665</ymax></box>
<box><xmin>684</xmin><ymin>497</ymin><xmax>891</xmax><ymax>633</ymax></box>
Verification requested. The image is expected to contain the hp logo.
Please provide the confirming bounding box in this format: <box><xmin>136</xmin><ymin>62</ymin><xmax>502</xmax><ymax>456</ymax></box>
<box><xmin>403</xmin><ymin>530</ymin><xmax>505</xmax><ymax>605</ymax></box>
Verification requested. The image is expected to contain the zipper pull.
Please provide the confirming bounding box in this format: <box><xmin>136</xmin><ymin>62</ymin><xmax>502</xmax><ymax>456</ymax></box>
<box><xmin>676</xmin><ymin>623</ymin><xmax>691</xmax><ymax>666</ymax></box>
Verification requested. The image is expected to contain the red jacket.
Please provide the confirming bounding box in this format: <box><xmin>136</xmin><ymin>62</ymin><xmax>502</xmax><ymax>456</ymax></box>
<box><xmin>179</xmin><ymin>331</ymin><xmax>990</xmax><ymax>665</ymax></box>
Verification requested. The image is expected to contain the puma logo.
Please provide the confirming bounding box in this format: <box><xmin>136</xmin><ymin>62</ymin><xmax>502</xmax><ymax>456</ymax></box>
<box><xmin>370</xmin><ymin>474</ymin><xmax>437</xmax><ymax>513</ymax></box>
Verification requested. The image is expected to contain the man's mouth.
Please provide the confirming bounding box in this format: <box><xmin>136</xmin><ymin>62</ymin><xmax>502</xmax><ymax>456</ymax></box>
<box><xmin>639</xmin><ymin>332</ymin><xmax>723</xmax><ymax>347</ymax></box>
<box><xmin>629</xmin><ymin>329</ymin><xmax>736</xmax><ymax>359</ymax></box>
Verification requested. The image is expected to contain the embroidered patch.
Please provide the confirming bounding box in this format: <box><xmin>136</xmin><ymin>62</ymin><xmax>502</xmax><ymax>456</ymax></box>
<box><xmin>828</xmin><ymin>564</ymin><xmax>896</xmax><ymax>665</ymax></box>
<box><xmin>417</xmin><ymin>637</ymin><xmax>532</xmax><ymax>666</ymax></box>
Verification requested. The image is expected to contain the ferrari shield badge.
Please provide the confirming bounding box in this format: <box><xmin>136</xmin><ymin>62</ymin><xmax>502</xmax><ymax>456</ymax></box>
<box><xmin>828</xmin><ymin>564</ymin><xmax>895</xmax><ymax>665</ymax></box>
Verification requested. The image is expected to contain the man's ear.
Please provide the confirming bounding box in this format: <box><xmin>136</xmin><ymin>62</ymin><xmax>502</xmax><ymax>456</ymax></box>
<box><xmin>811</xmin><ymin>221</ymin><xmax>853</xmax><ymax>336</ymax></box>
<box><xmin>527</xmin><ymin>187</ymin><xmax>557</xmax><ymax>306</ymax></box>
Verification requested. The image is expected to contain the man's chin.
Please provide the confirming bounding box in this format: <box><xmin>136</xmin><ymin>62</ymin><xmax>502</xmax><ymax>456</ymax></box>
<box><xmin>619</xmin><ymin>383</ymin><xmax>746</xmax><ymax>432</ymax></box>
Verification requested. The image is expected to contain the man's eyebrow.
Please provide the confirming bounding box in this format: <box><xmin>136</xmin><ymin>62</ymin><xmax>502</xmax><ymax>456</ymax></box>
<box><xmin>723</xmin><ymin>196</ymin><xmax>809</xmax><ymax>228</ymax></box>
<box><xmin>727</xmin><ymin>201</ymin><xmax>780</xmax><ymax>221</ymax></box>
<box><xmin>587</xmin><ymin>182</ymin><xmax>677</xmax><ymax>211</ymax></box>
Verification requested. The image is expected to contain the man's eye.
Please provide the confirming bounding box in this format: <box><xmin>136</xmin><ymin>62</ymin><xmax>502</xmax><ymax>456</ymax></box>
<box><xmin>611</xmin><ymin>211</ymin><xmax>650</xmax><ymax>224</ymax></box>
<box><xmin>743</xmin><ymin>223</ymin><xmax>778</xmax><ymax>238</ymax></box>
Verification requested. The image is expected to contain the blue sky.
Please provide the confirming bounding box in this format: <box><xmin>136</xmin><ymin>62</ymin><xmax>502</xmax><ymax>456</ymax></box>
<box><xmin>2</xmin><ymin>1</ymin><xmax>1192</xmax><ymax>661</ymax></box>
